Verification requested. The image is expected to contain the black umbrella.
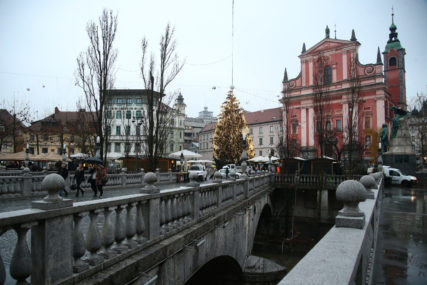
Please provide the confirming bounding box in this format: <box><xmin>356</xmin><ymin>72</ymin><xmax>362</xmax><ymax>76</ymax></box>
<box><xmin>84</xmin><ymin>157</ymin><xmax>104</xmax><ymax>165</ymax></box>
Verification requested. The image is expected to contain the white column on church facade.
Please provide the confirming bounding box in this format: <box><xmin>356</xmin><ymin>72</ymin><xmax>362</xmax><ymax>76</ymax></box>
<box><xmin>376</xmin><ymin>99</ymin><xmax>385</xmax><ymax>129</ymax></box>
<box><xmin>309</xmin><ymin>60</ymin><xmax>313</xmax><ymax>86</ymax></box>
<box><xmin>342</xmin><ymin>51</ymin><xmax>347</xmax><ymax>80</ymax></box>
<box><xmin>301</xmin><ymin>108</ymin><xmax>307</xmax><ymax>147</ymax></box>
<box><xmin>308</xmin><ymin>108</ymin><xmax>314</xmax><ymax>146</ymax></box>
<box><xmin>343</xmin><ymin>103</ymin><xmax>348</xmax><ymax>141</ymax></box>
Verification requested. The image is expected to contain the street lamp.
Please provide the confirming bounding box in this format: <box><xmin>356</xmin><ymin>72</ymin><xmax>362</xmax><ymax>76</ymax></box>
<box><xmin>132</xmin><ymin>116</ymin><xmax>144</xmax><ymax>171</ymax></box>
<box><xmin>241</xmin><ymin>132</ymin><xmax>248</xmax><ymax>176</ymax></box>
<box><xmin>62</xmin><ymin>143</ymin><xmax>66</xmax><ymax>162</ymax></box>
<box><xmin>180</xmin><ymin>152</ymin><xmax>184</xmax><ymax>172</ymax></box>
<box><xmin>25</xmin><ymin>143</ymin><xmax>29</xmax><ymax>168</ymax></box>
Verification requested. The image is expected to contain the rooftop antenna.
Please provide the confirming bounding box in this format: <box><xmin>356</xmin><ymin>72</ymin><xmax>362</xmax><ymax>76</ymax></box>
<box><xmin>392</xmin><ymin>6</ymin><xmax>394</xmax><ymax>23</ymax></box>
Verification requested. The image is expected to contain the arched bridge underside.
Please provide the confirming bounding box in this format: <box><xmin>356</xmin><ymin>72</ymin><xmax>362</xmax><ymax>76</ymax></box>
<box><xmin>79</xmin><ymin>184</ymin><xmax>274</xmax><ymax>285</ymax></box>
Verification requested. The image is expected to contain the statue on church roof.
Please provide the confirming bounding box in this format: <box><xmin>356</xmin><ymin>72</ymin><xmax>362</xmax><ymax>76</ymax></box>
<box><xmin>325</xmin><ymin>25</ymin><xmax>330</xmax><ymax>38</ymax></box>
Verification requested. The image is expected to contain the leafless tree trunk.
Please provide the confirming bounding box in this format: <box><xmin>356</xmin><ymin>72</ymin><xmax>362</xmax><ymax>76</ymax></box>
<box><xmin>75</xmin><ymin>9</ymin><xmax>118</xmax><ymax>162</ymax></box>
<box><xmin>140</xmin><ymin>24</ymin><xmax>184</xmax><ymax>171</ymax></box>
<box><xmin>344</xmin><ymin>55</ymin><xmax>363</xmax><ymax>173</ymax></box>
<box><xmin>313</xmin><ymin>54</ymin><xmax>331</xmax><ymax>158</ymax></box>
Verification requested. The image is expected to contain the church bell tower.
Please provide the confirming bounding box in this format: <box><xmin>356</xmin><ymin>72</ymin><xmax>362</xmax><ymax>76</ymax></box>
<box><xmin>383</xmin><ymin>9</ymin><xmax>406</xmax><ymax>109</ymax></box>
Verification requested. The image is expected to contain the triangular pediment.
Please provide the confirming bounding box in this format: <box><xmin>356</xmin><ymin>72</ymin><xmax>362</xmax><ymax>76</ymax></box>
<box><xmin>300</xmin><ymin>39</ymin><xmax>359</xmax><ymax>57</ymax></box>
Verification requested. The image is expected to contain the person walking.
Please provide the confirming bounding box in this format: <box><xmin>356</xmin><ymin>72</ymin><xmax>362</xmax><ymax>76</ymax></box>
<box><xmin>74</xmin><ymin>163</ymin><xmax>85</xmax><ymax>197</ymax></box>
<box><xmin>95</xmin><ymin>165</ymin><xmax>107</xmax><ymax>198</ymax></box>
<box><xmin>88</xmin><ymin>167</ymin><xmax>98</xmax><ymax>198</ymax></box>
<box><xmin>57</xmin><ymin>162</ymin><xmax>69</xmax><ymax>196</ymax></box>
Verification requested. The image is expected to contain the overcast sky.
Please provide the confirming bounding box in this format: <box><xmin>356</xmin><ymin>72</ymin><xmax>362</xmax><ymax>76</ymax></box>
<box><xmin>1</xmin><ymin>0</ymin><xmax>426</xmax><ymax>120</ymax></box>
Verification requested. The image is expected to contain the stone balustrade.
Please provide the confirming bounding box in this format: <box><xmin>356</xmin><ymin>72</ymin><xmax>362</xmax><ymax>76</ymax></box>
<box><xmin>0</xmin><ymin>172</ymin><xmax>271</xmax><ymax>284</ymax></box>
<box><xmin>0</xmin><ymin>169</ymin><xmax>185</xmax><ymax>197</ymax></box>
<box><xmin>274</xmin><ymin>174</ymin><xmax>362</xmax><ymax>189</ymax></box>
<box><xmin>278</xmin><ymin>173</ymin><xmax>384</xmax><ymax>285</ymax></box>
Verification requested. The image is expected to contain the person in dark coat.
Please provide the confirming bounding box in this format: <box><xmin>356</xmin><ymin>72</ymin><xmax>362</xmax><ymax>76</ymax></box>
<box><xmin>57</xmin><ymin>162</ymin><xmax>69</xmax><ymax>196</ymax></box>
<box><xmin>95</xmin><ymin>165</ymin><xmax>107</xmax><ymax>198</ymax></box>
<box><xmin>74</xmin><ymin>163</ymin><xmax>85</xmax><ymax>197</ymax></box>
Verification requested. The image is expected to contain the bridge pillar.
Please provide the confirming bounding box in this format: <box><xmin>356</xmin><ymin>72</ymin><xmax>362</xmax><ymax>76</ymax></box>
<box><xmin>31</xmin><ymin>174</ymin><xmax>74</xmax><ymax>284</ymax></box>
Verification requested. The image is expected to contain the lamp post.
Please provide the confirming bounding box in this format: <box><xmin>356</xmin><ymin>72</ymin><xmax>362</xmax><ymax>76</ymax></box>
<box><xmin>241</xmin><ymin>132</ymin><xmax>248</xmax><ymax>177</ymax></box>
<box><xmin>95</xmin><ymin>136</ymin><xmax>100</xmax><ymax>159</ymax></box>
<box><xmin>62</xmin><ymin>143</ymin><xmax>66</xmax><ymax>163</ymax></box>
<box><xmin>25</xmin><ymin>143</ymin><xmax>29</xmax><ymax>168</ymax></box>
<box><xmin>180</xmin><ymin>152</ymin><xmax>184</xmax><ymax>172</ymax></box>
<box><xmin>268</xmin><ymin>148</ymin><xmax>273</xmax><ymax>173</ymax></box>
<box><xmin>132</xmin><ymin>116</ymin><xmax>144</xmax><ymax>171</ymax></box>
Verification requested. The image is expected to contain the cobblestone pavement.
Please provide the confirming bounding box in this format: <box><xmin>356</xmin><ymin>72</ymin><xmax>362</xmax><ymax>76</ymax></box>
<box><xmin>373</xmin><ymin>185</ymin><xmax>427</xmax><ymax>285</ymax></box>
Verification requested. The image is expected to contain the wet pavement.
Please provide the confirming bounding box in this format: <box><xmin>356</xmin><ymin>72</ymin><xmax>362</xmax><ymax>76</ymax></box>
<box><xmin>373</xmin><ymin>185</ymin><xmax>427</xmax><ymax>285</ymax></box>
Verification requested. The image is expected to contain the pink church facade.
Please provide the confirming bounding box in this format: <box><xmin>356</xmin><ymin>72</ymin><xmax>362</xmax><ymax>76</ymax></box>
<box><xmin>281</xmin><ymin>21</ymin><xmax>405</xmax><ymax>161</ymax></box>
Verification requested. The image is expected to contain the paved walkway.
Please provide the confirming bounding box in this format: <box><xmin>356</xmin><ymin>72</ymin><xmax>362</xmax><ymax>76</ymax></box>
<box><xmin>373</xmin><ymin>185</ymin><xmax>427</xmax><ymax>284</ymax></box>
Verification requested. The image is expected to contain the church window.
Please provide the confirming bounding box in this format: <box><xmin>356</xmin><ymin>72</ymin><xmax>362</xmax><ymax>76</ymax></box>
<box><xmin>389</xmin><ymin>57</ymin><xmax>396</xmax><ymax>67</ymax></box>
<box><xmin>326</xmin><ymin>121</ymin><xmax>332</xmax><ymax>131</ymax></box>
<box><xmin>324</xmin><ymin>65</ymin><xmax>332</xmax><ymax>84</ymax></box>
<box><xmin>336</xmin><ymin>119</ymin><xmax>342</xmax><ymax>131</ymax></box>
<box><xmin>364</xmin><ymin>117</ymin><xmax>371</xmax><ymax>129</ymax></box>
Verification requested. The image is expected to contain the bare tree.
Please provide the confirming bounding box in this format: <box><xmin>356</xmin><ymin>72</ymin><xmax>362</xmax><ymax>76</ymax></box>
<box><xmin>312</xmin><ymin>54</ymin><xmax>331</xmax><ymax>158</ymax></box>
<box><xmin>408</xmin><ymin>93</ymin><xmax>427</xmax><ymax>161</ymax></box>
<box><xmin>343</xmin><ymin>55</ymin><xmax>364</xmax><ymax>172</ymax></box>
<box><xmin>0</xmin><ymin>99</ymin><xmax>32</xmax><ymax>152</ymax></box>
<box><xmin>75</xmin><ymin>9</ymin><xmax>118</xmax><ymax>161</ymax></box>
<box><xmin>68</xmin><ymin>102</ymin><xmax>96</xmax><ymax>156</ymax></box>
<box><xmin>140</xmin><ymin>24</ymin><xmax>184</xmax><ymax>171</ymax></box>
<box><xmin>279</xmin><ymin>79</ymin><xmax>299</xmax><ymax>158</ymax></box>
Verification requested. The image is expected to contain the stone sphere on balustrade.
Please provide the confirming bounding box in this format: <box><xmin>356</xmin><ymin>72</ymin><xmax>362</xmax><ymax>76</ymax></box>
<box><xmin>144</xmin><ymin>172</ymin><xmax>157</xmax><ymax>185</ymax></box>
<box><xmin>214</xmin><ymin>171</ymin><xmax>222</xmax><ymax>180</ymax></box>
<box><xmin>336</xmin><ymin>180</ymin><xmax>366</xmax><ymax>203</ymax></box>
<box><xmin>42</xmin><ymin>173</ymin><xmax>65</xmax><ymax>201</ymax></box>
<box><xmin>370</xmin><ymin>172</ymin><xmax>383</xmax><ymax>183</ymax></box>
<box><xmin>360</xmin><ymin>175</ymin><xmax>377</xmax><ymax>190</ymax></box>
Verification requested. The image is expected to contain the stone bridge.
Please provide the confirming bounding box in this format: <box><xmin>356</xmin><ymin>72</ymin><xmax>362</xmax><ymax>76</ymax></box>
<box><xmin>0</xmin><ymin>173</ymin><xmax>276</xmax><ymax>284</ymax></box>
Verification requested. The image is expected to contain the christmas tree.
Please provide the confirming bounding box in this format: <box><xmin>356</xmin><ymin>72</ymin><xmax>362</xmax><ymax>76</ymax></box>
<box><xmin>213</xmin><ymin>89</ymin><xmax>255</xmax><ymax>164</ymax></box>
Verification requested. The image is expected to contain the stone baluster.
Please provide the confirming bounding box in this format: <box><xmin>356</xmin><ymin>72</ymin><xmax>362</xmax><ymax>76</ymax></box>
<box><xmin>166</xmin><ymin>197</ymin><xmax>173</xmax><ymax>231</ymax></box>
<box><xmin>100</xmin><ymin>207</ymin><xmax>115</xmax><ymax>259</ymax></box>
<box><xmin>184</xmin><ymin>193</ymin><xmax>192</xmax><ymax>222</ymax></box>
<box><xmin>121</xmin><ymin>170</ymin><xmax>127</xmax><ymax>186</ymax></box>
<box><xmin>22</xmin><ymin>168</ymin><xmax>32</xmax><ymax>195</ymax></box>
<box><xmin>160</xmin><ymin>199</ymin><xmax>167</xmax><ymax>234</ymax></box>
<box><xmin>335</xmin><ymin>180</ymin><xmax>367</xmax><ymax>229</ymax></box>
<box><xmin>113</xmin><ymin>205</ymin><xmax>127</xmax><ymax>253</ymax></box>
<box><xmin>86</xmin><ymin>210</ymin><xmax>103</xmax><ymax>265</ymax></box>
<box><xmin>135</xmin><ymin>201</ymin><xmax>146</xmax><ymax>243</ymax></box>
<box><xmin>0</xmin><ymin>229</ymin><xmax>5</xmax><ymax>285</ymax></box>
<box><xmin>73</xmin><ymin>213</ymin><xmax>89</xmax><ymax>273</ymax></box>
<box><xmin>10</xmin><ymin>224</ymin><xmax>33</xmax><ymax>284</ymax></box>
<box><xmin>193</xmin><ymin>188</ymin><xmax>201</xmax><ymax>220</ymax></box>
<box><xmin>125</xmin><ymin>203</ymin><xmax>137</xmax><ymax>248</ymax></box>
<box><xmin>171</xmin><ymin>195</ymin><xmax>178</xmax><ymax>227</ymax></box>
<box><xmin>168</xmin><ymin>168</ymin><xmax>172</xmax><ymax>182</ymax></box>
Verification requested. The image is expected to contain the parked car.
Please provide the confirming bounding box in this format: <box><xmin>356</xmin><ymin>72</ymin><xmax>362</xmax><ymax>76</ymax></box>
<box><xmin>383</xmin><ymin>166</ymin><xmax>417</xmax><ymax>187</ymax></box>
<box><xmin>219</xmin><ymin>168</ymin><xmax>241</xmax><ymax>179</ymax></box>
<box><xmin>188</xmin><ymin>165</ymin><xmax>207</xmax><ymax>182</ymax></box>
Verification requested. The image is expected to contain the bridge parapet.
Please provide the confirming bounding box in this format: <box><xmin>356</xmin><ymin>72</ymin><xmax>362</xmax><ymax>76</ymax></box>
<box><xmin>274</xmin><ymin>174</ymin><xmax>362</xmax><ymax>189</ymax></box>
<box><xmin>278</xmin><ymin>173</ymin><xmax>384</xmax><ymax>285</ymax></box>
<box><xmin>0</xmin><ymin>172</ymin><xmax>272</xmax><ymax>284</ymax></box>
